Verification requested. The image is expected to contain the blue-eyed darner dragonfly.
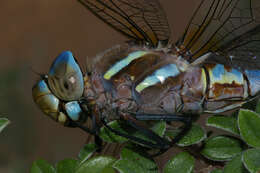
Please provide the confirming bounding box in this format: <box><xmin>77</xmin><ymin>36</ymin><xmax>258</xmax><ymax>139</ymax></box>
<box><xmin>32</xmin><ymin>0</ymin><xmax>260</xmax><ymax>152</ymax></box>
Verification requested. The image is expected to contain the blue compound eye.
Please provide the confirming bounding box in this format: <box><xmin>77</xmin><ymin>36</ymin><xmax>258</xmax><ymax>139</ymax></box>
<box><xmin>47</xmin><ymin>51</ymin><xmax>84</xmax><ymax>101</ymax></box>
<box><xmin>32</xmin><ymin>80</ymin><xmax>68</xmax><ymax>125</ymax></box>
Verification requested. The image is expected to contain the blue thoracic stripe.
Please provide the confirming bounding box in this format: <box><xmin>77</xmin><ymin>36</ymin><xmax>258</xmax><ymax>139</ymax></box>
<box><xmin>135</xmin><ymin>64</ymin><xmax>180</xmax><ymax>93</ymax></box>
<box><xmin>103</xmin><ymin>51</ymin><xmax>149</xmax><ymax>80</ymax></box>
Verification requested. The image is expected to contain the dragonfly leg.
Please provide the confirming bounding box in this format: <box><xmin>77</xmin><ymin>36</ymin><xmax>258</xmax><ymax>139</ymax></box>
<box><xmin>134</xmin><ymin>113</ymin><xmax>191</xmax><ymax>122</ymax></box>
<box><xmin>101</xmin><ymin>116</ymin><xmax>171</xmax><ymax>150</ymax></box>
<box><xmin>70</xmin><ymin>101</ymin><xmax>103</xmax><ymax>151</ymax></box>
<box><xmin>74</xmin><ymin>121</ymin><xmax>102</xmax><ymax>152</ymax></box>
<box><xmin>134</xmin><ymin>113</ymin><xmax>192</xmax><ymax>145</ymax></box>
<box><xmin>91</xmin><ymin>112</ymin><xmax>103</xmax><ymax>151</ymax></box>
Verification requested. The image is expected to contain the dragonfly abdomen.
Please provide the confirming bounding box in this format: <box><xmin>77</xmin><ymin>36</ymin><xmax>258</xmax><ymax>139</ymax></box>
<box><xmin>205</xmin><ymin>64</ymin><xmax>247</xmax><ymax>101</ymax></box>
<box><xmin>201</xmin><ymin>64</ymin><xmax>260</xmax><ymax>113</ymax></box>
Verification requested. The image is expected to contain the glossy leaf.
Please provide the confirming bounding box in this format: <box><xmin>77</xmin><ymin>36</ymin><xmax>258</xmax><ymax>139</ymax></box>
<box><xmin>201</xmin><ymin>136</ymin><xmax>242</xmax><ymax>161</ymax></box>
<box><xmin>75</xmin><ymin>156</ymin><xmax>116</xmax><ymax>173</ymax></box>
<box><xmin>238</xmin><ymin>109</ymin><xmax>260</xmax><ymax>147</ymax></box>
<box><xmin>163</xmin><ymin>152</ymin><xmax>194</xmax><ymax>173</ymax></box>
<box><xmin>0</xmin><ymin>118</ymin><xmax>10</xmax><ymax>133</ymax></box>
<box><xmin>78</xmin><ymin>143</ymin><xmax>97</xmax><ymax>164</ymax></box>
<box><xmin>56</xmin><ymin>159</ymin><xmax>78</xmax><ymax>173</ymax></box>
<box><xmin>178</xmin><ymin>124</ymin><xmax>206</xmax><ymax>146</ymax></box>
<box><xmin>166</xmin><ymin>123</ymin><xmax>206</xmax><ymax>146</ymax></box>
<box><xmin>148</xmin><ymin>121</ymin><xmax>166</xmax><ymax>138</ymax></box>
<box><xmin>30</xmin><ymin>159</ymin><xmax>56</xmax><ymax>173</ymax></box>
<box><xmin>113</xmin><ymin>148</ymin><xmax>158</xmax><ymax>173</ymax></box>
<box><xmin>223</xmin><ymin>154</ymin><xmax>248</xmax><ymax>173</ymax></box>
<box><xmin>242</xmin><ymin>148</ymin><xmax>260</xmax><ymax>173</ymax></box>
<box><xmin>207</xmin><ymin>116</ymin><xmax>239</xmax><ymax>135</ymax></box>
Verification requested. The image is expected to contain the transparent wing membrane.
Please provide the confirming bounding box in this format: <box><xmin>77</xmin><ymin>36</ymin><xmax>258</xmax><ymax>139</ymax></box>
<box><xmin>78</xmin><ymin>0</ymin><xmax>170</xmax><ymax>47</ymax></box>
<box><xmin>215</xmin><ymin>24</ymin><xmax>260</xmax><ymax>70</ymax></box>
<box><xmin>204</xmin><ymin>25</ymin><xmax>260</xmax><ymax>70</ymax></box>
<box><xmin>177</xmin><ymin>0</ymin><xmax>260</xmax><ymax>64</ymax></box>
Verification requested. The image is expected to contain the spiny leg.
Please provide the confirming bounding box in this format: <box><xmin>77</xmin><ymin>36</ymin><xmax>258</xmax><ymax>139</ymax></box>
<box><xmin>75</xmin><ymin>121</ymin><xmax>102</xmax><ymax>152</ymax></box>
<box><xmin>71</xmin><ymin>102</ymin><xmax>103</xmax><ymax>151</ymax></box>
<box><xmin>134</xmin><ymin>112</ymin><xmax>192</xmax><ymax>144</ymax></box>
<box><xmin>91</xmin><ymin>113</ymin><xmax>103</xmax><ymax>152</ymax></box>
<box><xmin>101</xmin><ymin>117</ymin><xmax>170</xmax><ymax>150</ymax></box>
<box><xmin>133</xmin><ymin>113</ymin><xmax>192</xmax><ymax>156</ymax></box>
<box><xmin>123</xmin><ymin>116</ymin><xmax>171</xmax><ymax>149</ymax></box>
<box><xmin>122</xmin><ymin>116</ymin><xmax>173</xmax><ymax>157</ymax></box>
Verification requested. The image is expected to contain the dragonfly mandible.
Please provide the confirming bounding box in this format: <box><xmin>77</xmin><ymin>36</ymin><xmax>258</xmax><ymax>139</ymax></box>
<box><xmin>32</xmin><ymin>0</ymin><xmax>260</xmax><ymax>153</ymax></box>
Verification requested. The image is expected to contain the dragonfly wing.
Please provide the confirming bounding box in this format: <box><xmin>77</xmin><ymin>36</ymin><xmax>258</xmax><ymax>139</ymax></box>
<box><xmin>204</xmin><ymin>25</ymin><xmax>260</xmax><ymax>70</ymax></box>
<box><xmin>177</xmin><ymin>0</ymin><xmax>260</xmax><ymax>63</ymax></box>
<box><xmin>78</xmin><ymin>0</ymin><xmax>170</xmax><ymax>47</ymax></box>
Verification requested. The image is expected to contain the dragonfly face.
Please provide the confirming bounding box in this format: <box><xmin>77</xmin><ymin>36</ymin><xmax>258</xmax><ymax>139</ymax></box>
<box><xmin>32</xmin><ymin>0</ymin><xmax>260</xmax><ymax>152</ymax></box>
<box><xmin>32</xmin><ymin>51</ymin><xmax>85</xmax><ymax>125</ymax></box>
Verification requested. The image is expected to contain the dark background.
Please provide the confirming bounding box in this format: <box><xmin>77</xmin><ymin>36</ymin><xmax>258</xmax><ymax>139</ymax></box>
<box><xmin>0</xmin><ymin>0</ymin><xmax>198</xmax><ymax>172</ymax></box>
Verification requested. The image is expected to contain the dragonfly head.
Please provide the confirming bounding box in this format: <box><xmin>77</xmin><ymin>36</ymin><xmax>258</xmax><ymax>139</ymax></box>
<box><xmin>32</xmin><ymin>51</ymin><xmax>87</xmax><ymax>126</ymax></box>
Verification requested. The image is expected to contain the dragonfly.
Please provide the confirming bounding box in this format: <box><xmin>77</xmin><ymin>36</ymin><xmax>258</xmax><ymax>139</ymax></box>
<box><xmin>32</xmin><ymin>0</ymin><xmax>260</xmax><ymax>153</ymax></box>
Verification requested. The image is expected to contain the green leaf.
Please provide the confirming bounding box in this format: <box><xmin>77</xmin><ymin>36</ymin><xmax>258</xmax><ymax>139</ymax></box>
<box><xmin>149</xmin><ymin>121</ymin><xmax>166</xmax><ymax>138</ymax></box>
<box><xmin>30</xmin><ymin>159</ymin><xmax>56</xmax><ymax>173</ymax></box>
<box><xmin>166</xmin><ymin>124</ymin><xmax>206</xmax><ymax>146</ymax></box>
<box><xmin>113</xmin><ymin>148</ymin><xmax>158</xmax><ymax>173</ymax></box>
<box><xmin>238</xmin><ymin>109</ymin><xmax>260</xmax><ymax>147</ymax></box>
<box><xmin>75</xmin><ymin>156</ymin><xmax>116</xmax><ymax>173</ymax></box>
<box><xmin>78</xmin><ymin>143</ymin><xmax>97</xmax><ymax>164</ymax></box>
<box><xmin>99</xmin><ymin>121</ymin><xmax>129</xmax><ymax>143</ymax></box>
<box><xmin>201</xmin><ymin>136</ymin><xmax>242</xmax><ymax>161</ymax></box>
<box><xmin>207</xmin><ymin>116</ymin><xmax>239</xmax><ymax>135</ymax></box>
<box><xmin>163</xmin><ymin>152</ymin><xmax>194</xmax><ymax>173</ymax></box>
<box><xmin>223</xmin><ymin>154</ymin><xmax>248</xmax><ymax>173</ymax></box>
<box><xmin>255</xmin><ymin>100</ymin><xmax>260</xmax><ymax>114</ymax></box>
<box><xmin>0</xmin><ymin>118</ymin><xmax>10</xmax><ymax>133</ymax></box>
<box><xmin>242</xmin><ymin>148</ymin><xmax>260</xmax><ymax>173</ymax></box>
<box><xmin>211</xmin><ymin>169</ymin><xmax>223</xmax><ymax>173</ymax></box>
<box><xmin>178</xmin><ymin>124</ymin><xmax>206</xmax><ymax>146</ymax></box>
<box><xmin>56</xmin><ymin>159</ymin><xmax>78</xmax><ymax>173</ymax></box>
